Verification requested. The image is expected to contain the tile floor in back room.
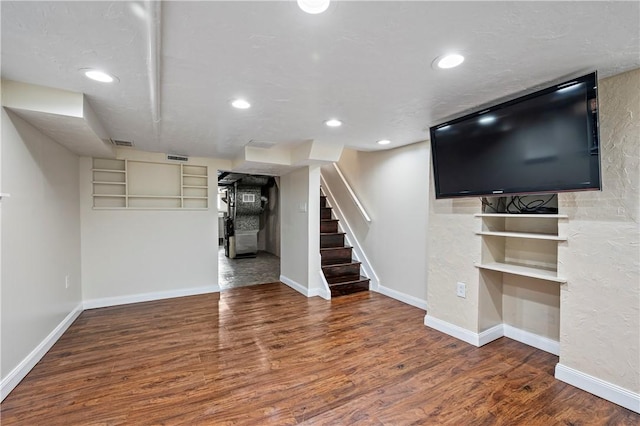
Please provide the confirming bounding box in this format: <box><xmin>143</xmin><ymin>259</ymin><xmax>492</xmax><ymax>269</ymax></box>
<box><xmin>218</xmin><ymin>246</ymin><xmax>280</xmax><ymax>290</ymax></box>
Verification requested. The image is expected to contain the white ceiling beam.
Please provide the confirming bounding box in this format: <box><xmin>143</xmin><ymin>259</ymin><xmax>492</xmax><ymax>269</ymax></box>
<box><xmin>145</xmin><ymin>0</ymin><xmax>162</xmax><ymax>125</ymax></box>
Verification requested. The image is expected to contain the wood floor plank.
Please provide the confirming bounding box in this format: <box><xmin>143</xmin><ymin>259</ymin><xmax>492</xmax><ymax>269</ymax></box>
<box><xmin>2</xmin><ymin>282</ymin><xmax>638</xmax><ymax>425</ymax></box>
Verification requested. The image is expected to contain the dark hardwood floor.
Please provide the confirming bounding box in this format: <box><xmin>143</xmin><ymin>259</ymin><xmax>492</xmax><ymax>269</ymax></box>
<box><xmin>2</xmin><ymin>283</ymin><xmax>638</xmax><ymax>425</ymax></box>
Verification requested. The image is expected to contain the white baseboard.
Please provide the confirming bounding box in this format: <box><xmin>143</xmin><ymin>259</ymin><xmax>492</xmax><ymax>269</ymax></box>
<box><xmin>555</xmin><ymin>363</ymin><xmax>640</xmax><ymax>414</ymax></box>
<box><xmin>424</xmin><ymin>315</ymin><xmax>559</xmax><ymax>355</ymax></box>
<box><xmin>1</xmin><ymin>302</ymin><xmax>83</xmax><ymax>401</ymax></box>
<box><xmin>280</xmin><ymin>274</ymin><xmax>328</xmax><ymax>299</ymax></box>
<box><xmin>280</xmin><ymin>275</ymin><xmax>310</xmax><ymax>297</ymax></box>
<box><xmin>377</xmin><ymin>285</ymin><xmax>427</xmax><ymax>310</ymax></box>
<box><xmin>503</xmin><ymin>324</ymin><xmax>559</xmax><ymax>356</ymax></box>
<box><xmin>83</xmin><ymin>285</ymin><xmax>220</xmax><ymax>310</ymax></box>
<box><xmin>424</xmin><ymin>314</ymin><xmax>485</xmax><ymax>346</ymax></box>
<box><xmin>478</xmin><ymin>324</ymin><xmax>505</xmax><ymax>346</ymax></box>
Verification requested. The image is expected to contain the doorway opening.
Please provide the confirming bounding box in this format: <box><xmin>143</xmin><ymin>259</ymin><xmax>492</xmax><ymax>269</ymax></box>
<box><xmin>217</xmin><ymin>172</ymin><xmax>280</xmax><ymax>290</ymax></box>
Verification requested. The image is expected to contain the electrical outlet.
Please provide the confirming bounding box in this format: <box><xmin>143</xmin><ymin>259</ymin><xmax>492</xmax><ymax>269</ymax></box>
<box><xmin>456</xmin><ymin>282</ymin><xmax>466</xmax><ymax>298</ymax></box>
<box><xmin>65</xmin><ymin>275</ymin><xmax>70</xmax><ymax>289</ymax></box>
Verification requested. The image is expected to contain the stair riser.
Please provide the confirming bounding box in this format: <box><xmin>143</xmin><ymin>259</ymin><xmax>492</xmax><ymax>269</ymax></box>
<box><xmin>321</xmin><ymin>248</ymin><xmax>353</xmax><ymax>265</ymax></box>
<box><xmin>320</xmin><ymin>234</ymin><xmax>345</xmax><ymax>248</ymax></box>
<box><xmin>320</xmin><ymin>208</ymin><xmax>332</xmax><ymax>220</ymax></box>
<box><xmin>326</xmin><ymin>274</ymin><xmax>365</xmax><ymax>285</ymax></box>
<box><xmin>320</xmin><ymin>221</ymin><xmax>339</xmax><ymax>233</ymax></box>
<box><xmin>330</xmin><ymin>280</ymin><xmax>370</xmax><ymax>297</ymax></box>
<box><xmin>320</xmin><ymin>196</ymin><xmax>327</xmax><ymax>208</ymax></box>
<box><xmin>322</xmin><ymin>263</ymin><xmax>361</xmax><ymax>278</ymax></box>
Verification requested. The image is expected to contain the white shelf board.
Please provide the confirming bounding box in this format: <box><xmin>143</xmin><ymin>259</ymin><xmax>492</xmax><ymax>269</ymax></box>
<box><xmin>475</xmin><ymin>213</ymin><xmax>568</xmax><ymax>219</ymax></box>
<box><xmin>476</xmin><ymin>231</ymin><xmax>567</xmax><ymax>241</ymax></box>
<box><xmin>92</xmin><ymin>194</ymin><xmax>126</xmax><ymax>198</ymax></box>
<box><xmin>182</xmin><ymin>173</ymin><xmax>208</xmax><ymax>178</ymax></box>
<box><xmin>92</xmin><ymin>169</ymin><xmax>126</xmax><ymax>173</ymax></box>
<box><xmin>128</xmin><ymin>195</ymin><xmax>181</xmax><ymax>199</ymax></box>
<box><xmin>474</xmin><ymin>262</ymin><xmax>567</xmax><ymax>283</ymax></box>
<box><xmin>93</xmin><ymin>181</ymin><xmax>126</xmax><ymax>185</ymax></box>
<box><xmin>182</xmin><ymin>185</ymin><xmax>208</xmax><ymax>189</ymax></box>
<box><xmin>93</xmin><ymin>207</ymin><xmax>208</xmax><ymax>211</ymax></box>
<box><xmin>183</xmin><ymin>196</ymin><xmax>208</xmax><ymax>199</ymax></box>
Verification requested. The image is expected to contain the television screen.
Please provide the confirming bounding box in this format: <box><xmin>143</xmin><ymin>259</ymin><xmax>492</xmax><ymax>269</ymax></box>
<box><xmin>430</xmin><ymin>72</ymin><xmax>601</xmax><ymax>199</ymax></box>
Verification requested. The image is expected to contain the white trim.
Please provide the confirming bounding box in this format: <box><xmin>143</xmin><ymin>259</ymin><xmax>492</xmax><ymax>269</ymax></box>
<box><xmin>317</xmin><ymin>270</ymin><xmax>331</xmax><ymax>300</ymax></box>
<box><xmin>478</xmin><ymin>324</ymin><xmax>505</xmax><ymax>346</ymax></box>
<box><xmin>503</xmin><ymin>324</ymin><xmax>559</xmax><ymax>356</ymax></box>
<box><xmin>1</xmin><ymin>303</ymin><xmax>83</xmax><ymax>401</ymax></box>
<box><xmin>555</xmin><ymin>364</ymin><xmax>640</xmax><ymax>414</ymax></box>
<box><xmin>424</xmin><ymin>314</ymin><xmax>483</xmax><ymax>346</ymax></box>
<box><xmin>424</xmin><ymin>316</ymin><xmax>560</xmax><ymax>355</ymax></box>
<box><xmin>83</xmin><ymin>285</ymin><xmax>219</xmax><ymax>310</ymax></box>
<box><xmin>280</xmin><ymin>274</ymin><xmax>328</xmax><ymax>299</ymax></box>
<box><xmin>280</xmin><ymin>275</ymin><xmax>311</xmax><ymax>297</ymax></box>
<box><xmin>320</xmin><ymin>173</ymin><xmax>380</xmax><ymax>291</ymax></box>
<box><xmin>377</xmin><ymin>285</ymin><xmax>427</xmax><ymax>310</ymax></box>
<box><xmin>332</xmin><ymin>163</ymin><xmax>371</xmax><ymax>223</ymax></box>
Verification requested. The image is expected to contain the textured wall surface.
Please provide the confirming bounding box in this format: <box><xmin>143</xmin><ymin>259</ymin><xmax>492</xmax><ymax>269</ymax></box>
<box><xmin>558</xmin><ymin>68</ymin><xmax>640</xmax><ymax>393</ymax></box>
<box><xmin>427</xmin><ymin>181</ymin><xmax>482</xmax><ymax>331</ymax></box>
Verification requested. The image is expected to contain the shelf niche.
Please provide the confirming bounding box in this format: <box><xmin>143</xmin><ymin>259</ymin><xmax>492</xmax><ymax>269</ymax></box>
<box><xmin>475</xmin><ymin>212</ymin><xmax>566</xmax><ymax>352</ymax></box>
<box><xmin>91</xmin><ymin>158</ymin><xmax>209</xmax><ymax>210</ymax></box>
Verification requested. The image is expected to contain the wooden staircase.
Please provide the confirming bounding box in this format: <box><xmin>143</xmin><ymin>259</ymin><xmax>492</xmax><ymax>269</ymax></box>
<box><xmin>320</xmin><ymin>194</ymin><xmax>370</xmax><ymax>297</ymax></box>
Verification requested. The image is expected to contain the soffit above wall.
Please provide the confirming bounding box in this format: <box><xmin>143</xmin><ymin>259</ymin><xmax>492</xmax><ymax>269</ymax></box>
<box><xmin>1</xmin><ymin>80</ymin><xmax>115</xmax><ymax>158</ymax></box>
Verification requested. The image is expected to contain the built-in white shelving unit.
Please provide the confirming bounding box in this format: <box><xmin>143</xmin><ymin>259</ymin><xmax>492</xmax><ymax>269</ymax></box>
<box><xmin>92</xmin><ymin>158</ymin><xmax>208</xmax><ymax>210</ymax></box>
<box><xmin>474</xmin><ymin>213</ymin><xmax>568</xmax><ymax>283</ymax></box>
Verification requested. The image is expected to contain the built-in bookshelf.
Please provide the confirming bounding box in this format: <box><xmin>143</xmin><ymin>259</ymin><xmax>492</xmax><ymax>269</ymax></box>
<box><xmin>92</xmin><ymin>158</ymin><xmax>208</xmax><ymax>210</ymax></box>
<box><xmin>474</xmin><ymin>213</ymin><xmax>568</xmax><ymax>283</ymax></box>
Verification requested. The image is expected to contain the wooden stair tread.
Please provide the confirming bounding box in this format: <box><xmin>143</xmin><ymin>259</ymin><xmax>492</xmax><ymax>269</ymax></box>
<box><xmin>320</xmin><ymin>232</ymin><xmax>345</xmax><ymax>236</ymax></box>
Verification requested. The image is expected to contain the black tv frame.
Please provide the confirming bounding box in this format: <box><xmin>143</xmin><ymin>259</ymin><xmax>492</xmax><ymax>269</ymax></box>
<box><xmin>430</xmin><ymin>72</ymin><xmax>601</xmax><ymax>200</ymax></box>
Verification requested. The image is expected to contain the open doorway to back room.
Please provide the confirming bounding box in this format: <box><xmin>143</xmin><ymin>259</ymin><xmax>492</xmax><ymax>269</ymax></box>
<box><xmin>217</xmin><ymin>171</ymin><xmax>280</xmax><ymax>290</ymax></box>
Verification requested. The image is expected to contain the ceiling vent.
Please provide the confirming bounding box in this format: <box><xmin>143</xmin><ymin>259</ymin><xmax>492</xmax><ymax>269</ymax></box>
<box><xmin>167</xmin><ymin>154</ymin><xmax>189</xmax><ymax>162</ymax></box>
<box><xmin>246</xmin><ymin>140</ymin><xmax>277</xmax><ymax>149</ymax></box>
<box><xmin>111</xmin><ymin>139</ymin><xmax>134</xmax><ymax>147</ymax></box>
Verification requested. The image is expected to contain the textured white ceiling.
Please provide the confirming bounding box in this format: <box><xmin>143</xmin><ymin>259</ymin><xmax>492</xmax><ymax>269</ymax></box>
<box><xmin>2</xmin><ymin>1</ymin><xmax>639</xmax><ymax>160</ymax></box>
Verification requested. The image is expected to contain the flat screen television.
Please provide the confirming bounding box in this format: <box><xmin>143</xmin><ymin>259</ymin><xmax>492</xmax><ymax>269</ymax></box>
<box><xmin>430</xmin><ymin>72</ymin><xmax>601</xmax><ymax>199</ymax></box>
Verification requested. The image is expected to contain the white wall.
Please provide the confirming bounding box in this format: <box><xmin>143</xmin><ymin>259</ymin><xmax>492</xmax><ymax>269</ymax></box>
<box><xmin>326</xmin><ymin>143</ymin><xmax>430</xmax><ymax>307</ymax></box>
<box><xmin>80</xmin><ymin>149</ymin><xmax>230</xmax><ymax>307</ymax></box>
<box><xmin>1</xmin><ymin>110</ymin><xmax>82</xmax><ymax>385</ymax></box>
<box><xmin>279</xmin><ymin>166</ymin><xmax>322</xmax><ymax>295</ymax></box>
<box><xmin>557</xmin><ymin>68</ymin><xmax>640</xmax><ymax>394</ymax></box>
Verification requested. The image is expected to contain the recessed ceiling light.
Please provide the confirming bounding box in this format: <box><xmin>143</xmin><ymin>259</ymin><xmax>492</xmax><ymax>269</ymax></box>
<box><xmin>297</xmin><ymin>0</ymin><xmax>330</xmax><ymax>14</ymax></box>
<box><xmin>435</xmin><ymin>54</ymin><xmax>465</xmax><ymax>69</ymax></box>
<box><xmin>377</xmin><ymin>139</ymin><xmax>391</xmax><ymax>145</ymax></box>
<box><xmin>231</xmin><ymin>99</ymin><xmax>251</xmax><ymax>109</ymax></box>
<box><xmin>82</xmin><ymin>69</ymin><xmax>116</xmax><ymax>83</ymax></box>
<box><xmin>325</xmin><ymin>119</ymin><xmax>342</xmax><ymax>127</ymax></box>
